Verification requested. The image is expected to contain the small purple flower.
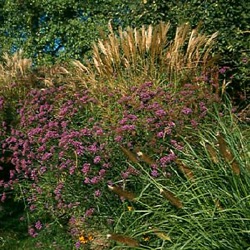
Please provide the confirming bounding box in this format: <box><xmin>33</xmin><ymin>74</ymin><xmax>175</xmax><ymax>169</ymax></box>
<box><xmin>119</xmin><ymin>117</ymin><xmax>128</xmax><ymax>125</ymax></box>
<box><xmin>147</xmin><ymin>118</ymin><xmax>155</xmax><ymax>123</ymax></box>
<box><xmin>170</xmin><ymin>140</ymin><xmax>183</xmax><ymax>151</ymax></box>
<box><xmin>168</xmin><ymin>121</ymin><xmax>176</xmax><ymax>127</ymax></box>
<box><xmin>94</xmin><ymin>189</ymin><xmax>101</xmax><ymax>197</ymax></box>
<box><xmin>155</xmin><ymin>109</ymin><xmax>166</xmax><ymax>117</ymax></box>
<box><xmin>103</xmin><ymin>163</ymin><xmax>111</xmax><ymax>169</ymax></box>
<box><xmin>219</xmin><ymin>66</ymin><xmax>230</xmax><ymax>74</ymax></box>
<box><xmin>82</xmin><ymin>163</ymin><xmax>90</xmax><ymax>175</ymax></box>
<box><xmin>99</xmin><ymin>169</ymin><xmax>106</xmax><ymax>177</ymax></box>
<box><xmin>199</xmin><ymin>102</ymin><xmax>207</xmax><ymax>112</ymax></box>
<box><xmin>84</xmin><ymin>177</ymin><xmax>91</xmax><ymax>184</ymax></box>
<box><xmin>39</xmin><ymin>166</ymin><xmax>47</xmax><ymax>174</ymax></box>
<box><xmin>69</xmin><ymin>166</ymin><xmax>76</xmax><ymax>175</ymax></box>
<box><xmin>41</xmin><ymin>152</ymin><xmax>52</xmax><ymax>161</ymax></box>
<box><xmin>1</xmin><ymin>192</ymin><xmax>6</xmax><ymax>202</ymax></box>
<box><xmin>114</xmin><ymin>135</ymin><xmax>123</xmax><ymax>143</ymax></box>
<box><xmin>118</xmin><ymin>95</ymin><xmax>131</xmax><ymax>104</ymax></box>
<box><xmin>121</xmin><ymin>124</ymin><xmax>136</xmax><ymax>131</ymax></box>
<box><xmin>90</xmin><ymin>176</ymin><xmax>100</xmax><ymax>184</ymax></box>
<box><xmin>75</xmin><ymin>241</ymin><xmax>81</xmax><ymax>249</ymax></box>
<box><xmin>85</xmin><ymin>208</ymin><xmax>94</xmax><ymax>217</ymax></box>
<box><xmin>54</xmin><ymin>183</ymin><xmax>64</xmax><ymax>196</ymax></box>
<box><xmin>93</xmin><ymin>156</ymin><xmax>101</xmax><ymax>164</ymax></box>
<box><xmin>95</xmin><ymin>128</ymin><xmax>103</xmax><ymax>136</ymax></box>
<box><xmin>28</xmin><ymin>227</ymin><xmax>38</xmax><ymax>238</ymax></box>
<box><xmin>160</xmin><ymin>156</ymin><xmax>170</xmax><ymax>166</ymax></box>
<box><xmin>121</xmin><ymin>171</ymin><xmax>129</xmax><ymax>179</ymax></box>
<box><xmin>157</xmin><ymin>131</ymin><xmax>164</xmax><ymax>138</ymax></box>
<box><xmin>191</xmin><ymin>119</ymin><xmax>198</xmax><ymax>128</ymax></box>
<box><xmin>69</xmin><ymin>216</ymin><xmax>76</xmax><ymax>225</ymax></box>
<box><xmin>9</xmin><ymin>170</ymin><xmax>15</xmax><ymax>179</ymax></box>
<box><xmin>88</xmin><ymin>143</ymin><xmax>98</xmax><ymax>153</ymax></box>
<box><xmin>182</xmin><ymin>107</ymin><xmax>192</xmax><ymax>115</ymax></box>
<box><xmin>35</xmin><ymin>220</ymin><xmax>43</xmax><ymax>230</ymax></box>
<box><xmin>139</xmin><ymin>92</ymin><xmax>153</xmax><ymax>102</ymax></box>
<box><xmin>29</xmin><ymin>203</ymin><xmax>37</xmax><ymax>212</ymax></box>
<box><xmin>160</xmin><ymin>151</ymin><xmax>176</xmax><ymax>166</ymax></box>
<box><xmin>61</xmin><ymin>121</ymin><xmax>68</xmax><ymax>128</ymax></box>
<box><xmin>151</xmin><ymin>169</ymin><xmax>159</xmax><ymax>177</ymax></box>
<box><xmin>79</xmin><ymin>95</ymin><xmax>90</xmax><ymax>103</ymax></box>
<box><xmin>127</xmin><ymin>114</ymin><xmax>138</xmax><ymax>121</ymax></box>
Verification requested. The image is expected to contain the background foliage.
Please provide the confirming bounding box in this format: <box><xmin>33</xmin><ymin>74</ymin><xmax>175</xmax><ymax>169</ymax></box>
<box><xmin>0</xmin><ymin>0</ymin><xmax>139</xmax><ymax>64</ymax></box>
<box><xmin>0</xmin><ymin>0</ymin><xmax>249</xmax><ymax>101</ymax></box>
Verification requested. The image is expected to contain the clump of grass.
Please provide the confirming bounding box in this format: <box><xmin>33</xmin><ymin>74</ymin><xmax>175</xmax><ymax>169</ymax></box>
<box><xmin>0</xmin><ymin>51</ymin><xmax>70</xmax><ymax>109</ymax></box>
<box><xmin>0</xmin><ymin>50</ymin><xmax>32</xmax><ymax>84</ymax></box>
<box><xmin>108</xmin><ymin>107</ymin><xmax>250</xmax><ymax>249</ymax></box>
<box><xmin>71</xmin><ymin>22</ymin><xmax>218</xmax><ymax>96</ymax></box>
<box><xmin>0</xmin><ymin>50</ymin><xmax>33</xmax><ymax>98</ymax></box>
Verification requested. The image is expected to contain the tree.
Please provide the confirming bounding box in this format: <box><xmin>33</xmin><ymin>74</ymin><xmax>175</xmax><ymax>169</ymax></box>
<box><xmin>0</xmin><ymin>0</ymin><xmax>142</xmax><ymax>65</ymax></box>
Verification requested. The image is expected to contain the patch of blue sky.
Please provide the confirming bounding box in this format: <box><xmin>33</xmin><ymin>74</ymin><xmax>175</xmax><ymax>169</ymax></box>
<box><xmin>42</xmin><ymin>37</ymin><xmax>65</xmax><ymax>55</ymax></box>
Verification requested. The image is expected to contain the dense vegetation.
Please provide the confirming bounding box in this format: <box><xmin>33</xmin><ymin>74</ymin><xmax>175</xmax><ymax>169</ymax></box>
<box><xmin>0</xmin><ymin>1</ymin><xmax>249</xmax><ymax>249</ymax></box>
<box><xmin>0</xmin><ymin>0</ymin><xmax>249</xmax><ymax>99</ymax></box>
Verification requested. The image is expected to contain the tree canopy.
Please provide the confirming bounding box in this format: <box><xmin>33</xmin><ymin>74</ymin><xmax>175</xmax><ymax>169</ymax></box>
<box><xmin>0</xmin><ymin>0</ymin><xmax>141</xmax><ymax>64</ymax></box>
<box><xmin>0</xmin><ymin>0</ymin><xmax>249</xmax><ymax>70</ymax></box>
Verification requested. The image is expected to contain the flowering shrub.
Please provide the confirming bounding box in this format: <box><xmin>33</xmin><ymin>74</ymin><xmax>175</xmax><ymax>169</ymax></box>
<box><xmin>0</xmin><ymin>79</ymin><xmax>221</xmax><ymax>246</ymax></box>
<box><xmin>0</xmin><ymin>86</ymin><xmax>123</xmax><ymax>244</ymax></box>
<box><xmin>101</xmin><ymin>81</ymin><xmax>220</xmax><ymax>177</ymax></box>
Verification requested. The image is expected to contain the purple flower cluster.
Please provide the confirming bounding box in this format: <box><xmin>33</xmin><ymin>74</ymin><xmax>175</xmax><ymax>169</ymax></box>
<box><xmin>219</xmin><ymin>66</ymin><xmax>230</xmax><ymax>74</ymax></box>
<box><xmin>110</xmin><ymin>81</ymin><xmax>219</xmax><ymax>168</ymax></box>
<box><xmin>0</xmin><ymin>86</ymin><xmax>118</xmax><ymax>238</ymax></box>
<box><xmin>0</xmin><ymin>79</ymin><xmax>220</xmax><ymax>241</ymax></box>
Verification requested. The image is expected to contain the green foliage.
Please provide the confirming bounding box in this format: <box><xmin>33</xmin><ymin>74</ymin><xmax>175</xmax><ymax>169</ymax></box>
<box><xmin>1</xmin><ymin>0</ymin><xmax>249</xmax><ymax>100</ymax></box>
<box><xmin>0</xmin><ymin>0</ymin><xmax>142</xmax><ymax>65</ymax></box>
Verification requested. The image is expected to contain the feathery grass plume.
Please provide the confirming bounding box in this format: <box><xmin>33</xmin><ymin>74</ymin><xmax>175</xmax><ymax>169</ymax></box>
<box><xmin>107</xmin><ymin>233</ymin><xmax>139</xmax><ymax>247</ymax></box>
<box><xmin>202</xmin><ymin>31</ymin><xmax>219</xmax><ymax>67</ymax></box>
<box><xmin>160</xmin><ymin>188</ymin><xmax>183</xmax><ymax>209</ymax></box>
<box><xmin>71</xmin><ymin>60</ymin><xmax>98</xmax><ymax>88</ymax></box>
<box><xmin>1</xmin><ymin>50</ymin><xmax>32</xmax><ymax>76</ymax></box>
<box><xmin>38</xmin><ymin>64</ymin><xmax>71</xmax><ymax>87</ymax></box>
<box><xmin>149</xmin><ymin>227</ymin><xmax>172</xmax><ymax>242</ymax></box>
<box><xmin>175</xmin><ymin>159</ymin><xmax>194</xmax><ymax>181</ymax></box>
<box><xmin>231</xmin><ymin>160</ymin><xmax>241</xmax><ymax>175</ymax></box>
<box><xmin>217</xmin><ymin>132</ymin><xmax>233</xmax><ymax>161</ymax></box>
<box><xmin>205</xmin><ymin>143</ymin><xmax>219</xmax><ymax>163</ymax></box>
<box><xmin>120</xmin><ymin>146</ymin><xmax>139</xmax><ymax>163</ymax></box>
<box><xmin>0</xmin><ymin>50</ymin><xmax>32</xmax><ymax>89</ymax></box>
<box><xmin>108</xmin><ymin>185</ymin><xmax>136</xmax><ymax>201</ymax></box>
<box><xmin>70</xmin><ymin>22</ymin><xmax>217</xmax><ymax>97</ymax></box>
<box><xmin>168</xmin><ymin>23</ymin><xmax>189</xmax><ymax>74</ymax></box>
<box><xmin>217</xmin><ymin>132</ymin><xmax>240</xmax><ymax>175</ymax></box>
<box><xmin>166</xmin><ymin>23</ymin><xmax>218</xmax><ymax>84</ymax></box>
<box><xmin>71</xmin><ymin>22</ymin><xmax>171</xmax><ymax>92</ymax></box>
<box><xmin>135</xmin><ymin>149</ymin><xmax>155</xmax><ymax>165</ymax></box>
